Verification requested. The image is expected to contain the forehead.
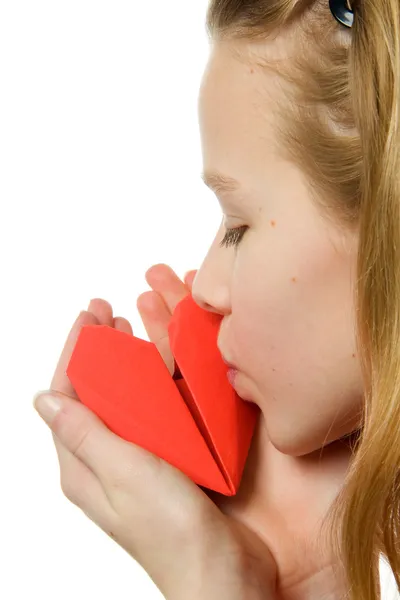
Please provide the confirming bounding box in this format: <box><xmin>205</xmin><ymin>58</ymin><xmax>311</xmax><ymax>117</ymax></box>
<box><xmin>198</xmin><ymin>42</ymin><xmax>281</xmax><ymax>189</ymax></box>
<box><xmin>198</xmin><ymin>43</ymin><xmax>264</xmax><ymax>132</ymax></box>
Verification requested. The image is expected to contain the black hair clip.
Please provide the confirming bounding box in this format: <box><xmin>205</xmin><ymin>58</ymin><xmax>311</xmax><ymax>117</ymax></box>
<box><xmin>329</xmin><ymin>0</ymin><xmax>354</xmax><ymax>28</ymax></box>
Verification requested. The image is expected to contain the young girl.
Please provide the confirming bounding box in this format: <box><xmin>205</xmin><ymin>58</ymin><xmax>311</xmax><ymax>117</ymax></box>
<box><xmin>33</xmin><ymin>1</ymin><xmax>400</xmax><ymax>599</ymax></box>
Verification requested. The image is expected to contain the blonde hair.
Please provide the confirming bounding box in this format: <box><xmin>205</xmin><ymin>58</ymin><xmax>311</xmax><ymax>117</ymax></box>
<box><xmin>205</xmin><ymin>0</ymin><xmax>400</xmax><ymax>598</ymax></box>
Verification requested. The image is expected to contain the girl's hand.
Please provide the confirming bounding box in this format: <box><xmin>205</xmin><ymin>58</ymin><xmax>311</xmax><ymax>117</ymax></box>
<box><xmin>33</xmin><ymin>266</ymin><xmax>277</xmax><ymax>600</ymax></box>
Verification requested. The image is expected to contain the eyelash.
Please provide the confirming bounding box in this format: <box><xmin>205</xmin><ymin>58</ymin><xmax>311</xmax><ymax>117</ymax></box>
<box><xmin>219</xmin><ymin>225</ymin><xmax>248</xmax><ymax>249</ymax></box>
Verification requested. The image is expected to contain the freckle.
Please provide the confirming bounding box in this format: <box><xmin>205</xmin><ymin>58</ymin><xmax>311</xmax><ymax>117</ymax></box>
<box><xmin>250</xmin><ymin>68</ymin><xmax>254</xmax><ymax>74</ymax></box>
<box><xmin>291</xmin><ymin>277</ymin><xmax>297</xmax><ymax>283</ymax></box>
<box><xmin>272</xmin><ymin>368</ymin><xmax>276</xmax><ymax>372</ymax></box>
<box><xmin>352</xmin><ymin>353</ymin><xmax>356</xmax><ymax>358</ymax></box>
<box><xmin>270</xmin><ymin>220</ymin><xmax>276</xmax><ymax>227</ymax></box>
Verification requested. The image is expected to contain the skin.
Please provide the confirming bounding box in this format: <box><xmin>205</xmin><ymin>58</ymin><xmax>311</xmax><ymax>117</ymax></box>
<box><xmin>36</xmin><ymin>39</ymin><xmax>367</xmax><ymax>600</ymax></box>
<box><xmin>140</xmin><ymin>39</ymin><xmax>366</xmax><ymax>597</ymax></box>
<box><xmin>141</xmin><ymin>266</ymin><xmax>358</xmax><ymax>599</ymax></box>
<box><xmin>188</xmin><ymin>39</ymin><xmax>365</xmax><ymax>597</ymax></box>
<box><xmin>194</xmin><ymin>40</ymin><xmax>364</xmax><ymax>458</ymax></box>
<box><xmin>43</xmin><ymin>301</ymin><xmax>279</xmax><ymax>600</ymax></box>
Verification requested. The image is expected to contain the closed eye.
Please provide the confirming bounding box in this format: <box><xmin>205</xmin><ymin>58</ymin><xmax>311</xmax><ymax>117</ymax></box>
<box><xmin>219</xmin><ymin>225</ymin><xmax>248</xmax><ymax>249</ymax></box>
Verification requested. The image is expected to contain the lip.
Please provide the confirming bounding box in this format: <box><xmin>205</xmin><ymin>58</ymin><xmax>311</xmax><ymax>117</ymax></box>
<box><xmin>227</xmin><ymin>367</ymin><xmax>238</xmax><ymax>387</ymax></box>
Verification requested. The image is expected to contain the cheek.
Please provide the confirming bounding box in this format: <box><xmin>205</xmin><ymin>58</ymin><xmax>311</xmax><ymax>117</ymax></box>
<box><xmin>230</xmin><ymin>231</ymin><xmax>361</xmax><ymax>454</ymax></box>
<box><xmin>231</xmin><ymin>232</ymin><xmax>324</xmax><ymax>371</ymax></box>
<box><xmin>232</xmin><ymin>263</ymin><xmax>309</xmax><ymax>382</ymax></box>
<box><xmin>232</xmin><ymin>218</ymin><xmax>354</xmax><ymax>361</ymax></box>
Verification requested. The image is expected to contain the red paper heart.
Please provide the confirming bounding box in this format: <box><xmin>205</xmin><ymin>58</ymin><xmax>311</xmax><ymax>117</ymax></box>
<box><xmin>66</xmin><ymin>293</ymin><xmax>260</xmax><ymax>495</ymax></box>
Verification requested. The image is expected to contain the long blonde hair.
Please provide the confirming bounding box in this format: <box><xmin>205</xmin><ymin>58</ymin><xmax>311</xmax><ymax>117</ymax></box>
<box><xmin>205</xmin><ymin>1</ymin><xmax>400</xmax><ymax>598</ymax></box>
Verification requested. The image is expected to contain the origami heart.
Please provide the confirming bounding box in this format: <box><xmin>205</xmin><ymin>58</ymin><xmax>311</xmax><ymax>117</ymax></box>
<box><xmin>66</xmin><ymin>293</ymin><xmax>260</xmax><ymax>495</ymax></box>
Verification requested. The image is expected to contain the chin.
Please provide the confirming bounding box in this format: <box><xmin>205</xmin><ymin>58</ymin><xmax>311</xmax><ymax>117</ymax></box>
<box><xmin>233</xmin><ymin>374</ymin><xmax>259</xmax><ymax>404</ymax></box>
<box><xmin>266</xmin><ymin>431</ymin><xmax>325</xmax><ymax>457</ymax></box>
<box><xmin>269</xmin><ymin>431</ymin><xmax>359</xmax><ymax>458</ymax></box>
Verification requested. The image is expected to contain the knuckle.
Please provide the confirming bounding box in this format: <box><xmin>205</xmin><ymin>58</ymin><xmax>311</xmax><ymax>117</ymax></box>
<box><xmin>107</xmin><ymin>472</ymin><xmax>128</xmax><ymax>493</ymax></box>
<box><xmin>60</xmin><ymin>475</ymin><xmax>81</xmax><ymax>505</ymax></box>
<box><xmin>70</xmin><ymin>419</ymin><xmax>92</xmax><ymax>459</ymax></box>
<box><xmin>108</xmin><ymin>448</ymin><xmax>162</xmax><ymax>493</ymax></box>
<box><xmin>108</xmin><ymin>460</ymin><xmax>140</xmax><ymax>492</ymax></box>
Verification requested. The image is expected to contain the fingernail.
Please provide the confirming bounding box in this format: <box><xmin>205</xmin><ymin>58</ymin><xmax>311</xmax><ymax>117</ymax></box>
<box><xmin>33</xmin><ymin>392</ymin><xmax>63</xmax><ymax>425</ymax></box>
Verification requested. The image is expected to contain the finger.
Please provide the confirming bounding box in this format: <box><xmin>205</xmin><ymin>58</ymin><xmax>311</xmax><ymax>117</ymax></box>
<box><xmin>141</xmin><ymin>264</ymin><xmax>195</xmax><ymax>375</ymax></box>
<box><xmin>87</xmin><ymin>298</ymin><xmax>114</xmax><ymax>324</ymax></box>
<box><xmin>136</xmin><ymin>290</ymin><xmax>175</xmax><ymax>375</ymax></box>
<box><xmin>54</xmin><ymin>430</ymin><xmax>117</xmax><ymax>528</ymax></box>
<box><xmin>50</xmin><ymin>300</ymin><xmax>115</xmax><ymax>509</ymax></box>
<box><xmin>49</xmin><ymin>304</ymin><xmax>104</xmax><ymax>473</ymax></box>
<box><xmin>113</xmin><ymin>316</ymin><xmax>133</xmax><ymax>335</ymax></box>
<box><xmin>55</xmin><ymin>298</ymin><xmax>114</xmax><ymax>395</ymax></box>
<box><xmin>42</xmin><ymin>390</ymin><xmax>159</xmax><ymax>492</ymax></box>
<box><xmin>51</xmin><ymin>304</ymin><xmax>134</xmax><ymax>532</ymax></box>
<box><xmin>50</xmin><ymin>301</ymin><xmax>126</xmax><ymax>465</ymax></box>
<box><xmin>144</xmin><ymin>263</ymin><xmax>191</xmax><ymax>314</ymax></box>
<box><xmin>50</xmin><ymin>310</ymin><xmax>99</xmax><ymax>397</ymax></box>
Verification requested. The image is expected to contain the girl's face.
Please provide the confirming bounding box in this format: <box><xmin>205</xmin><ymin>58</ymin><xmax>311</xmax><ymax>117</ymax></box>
<box><xmin>192</xmin><ymin>41</ymin><xmax>363</xmax><ymax>456</ymax></box>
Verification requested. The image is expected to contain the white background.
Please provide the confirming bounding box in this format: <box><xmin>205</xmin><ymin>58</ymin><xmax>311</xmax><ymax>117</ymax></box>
<box><xmin>0</xmin><ymin>1</ymin><xmax>398</xmax><ymax>598</ymax></box>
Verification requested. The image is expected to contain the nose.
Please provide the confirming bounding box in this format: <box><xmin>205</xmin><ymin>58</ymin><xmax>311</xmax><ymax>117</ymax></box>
<box><xmin>191</xmin><ymin>271</ymin><xmax>221</xmax><ymax>313</ymax></box>
<box><xmin>191</xmin><ymin>290</ymin><xmax>224</xmax><ymax>314</ymax></box>
<box><xmin>192</xmin><ymin>226</ymin><xmax>232</xmax><ymax>316</ymax></box>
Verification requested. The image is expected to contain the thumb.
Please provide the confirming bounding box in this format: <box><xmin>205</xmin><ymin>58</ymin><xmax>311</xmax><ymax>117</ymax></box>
<box><xmin>33</xmin><ymin>389</ymin><xmax>157</xmax><ymax>490</ymax></box>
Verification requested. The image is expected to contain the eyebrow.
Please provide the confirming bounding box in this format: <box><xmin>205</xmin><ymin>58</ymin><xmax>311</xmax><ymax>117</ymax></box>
<box><xmin>200</xmin><ymin>170</ymin><xmax>242</xmax><ymax>194</ymax></box>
